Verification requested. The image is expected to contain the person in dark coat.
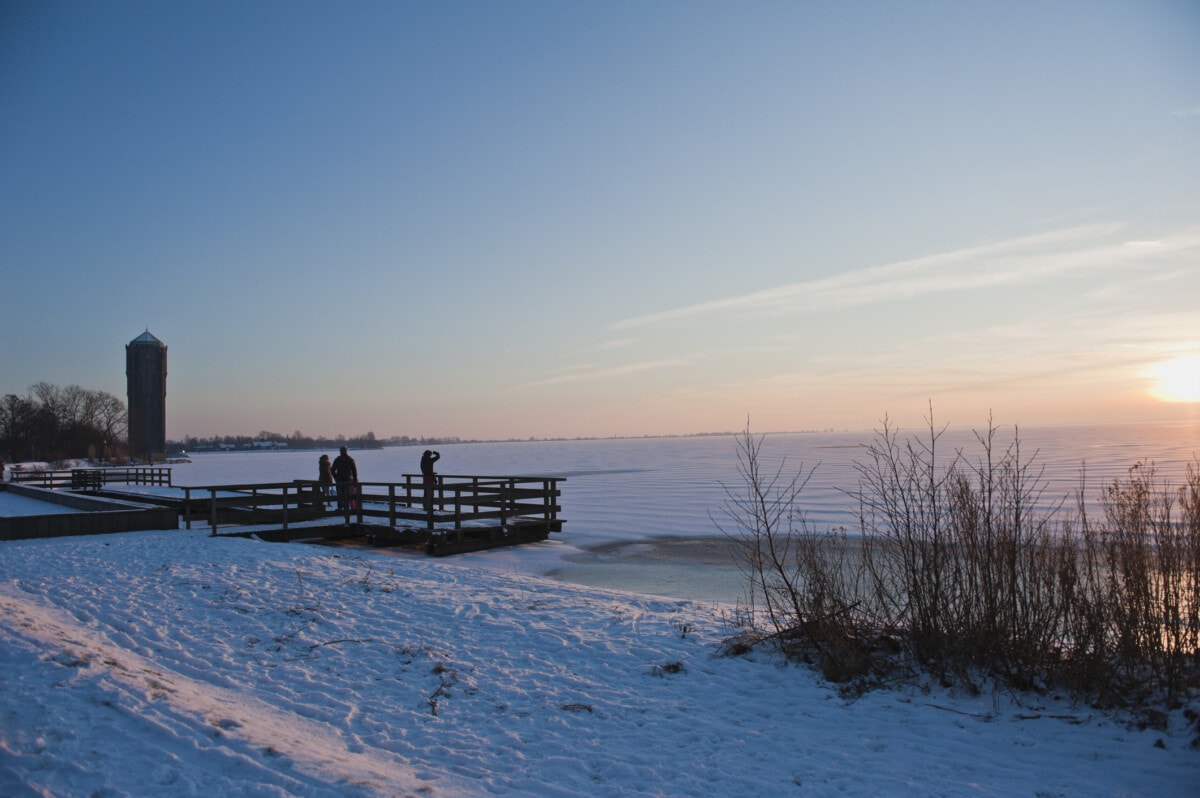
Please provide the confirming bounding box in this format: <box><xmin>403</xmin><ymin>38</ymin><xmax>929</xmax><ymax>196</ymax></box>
<box><xmin>330</xmin><ymin>447</ymin><xmax>358</xmax><ymax>512</ymax></box>
<box><xmin>420</xmin><ymin>449</ymin><xmax>440</xmax><ymax>514</ymax></box>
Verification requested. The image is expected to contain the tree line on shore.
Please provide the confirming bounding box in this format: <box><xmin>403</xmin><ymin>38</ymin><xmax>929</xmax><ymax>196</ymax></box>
<box><xmin>177</xmin><ymin>430</ymin><xmax>387</xmax><ymax>452</ymax></box>
<box><xmin>176</xmin><ymin>431</ymin><xmax>499</xmax><ymax>452</ymax></box>
<box><xmin>2</xmin><ymin>383</ymin><xmax>126</xmax><ymax>463</ymax></box>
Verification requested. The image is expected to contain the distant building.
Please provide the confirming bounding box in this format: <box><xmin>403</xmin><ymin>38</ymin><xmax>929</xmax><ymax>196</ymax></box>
<box><xmin>126</xmin><ymin>330</ymin><xmax>167</xmax><ymax>457</ymax></box>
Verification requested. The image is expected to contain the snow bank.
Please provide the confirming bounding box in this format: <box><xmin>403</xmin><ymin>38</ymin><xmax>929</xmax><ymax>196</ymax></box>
<box><xmin>1</xmin><ymin>529</ymin><xmax>1195</xmax><ymax>796</ymax></box>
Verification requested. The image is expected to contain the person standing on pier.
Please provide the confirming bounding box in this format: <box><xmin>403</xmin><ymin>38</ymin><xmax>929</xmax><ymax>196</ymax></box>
<box><xmin>317</xmin><ymin>454</ymin><xmax>334</xmax><ymax>508</ymax></box>
<box><xmin>421</xmin><ymin>449</ymin><xmax>440</xmax><ymax>515</ymax></box>
<box><xmin>331</xmin><ymin>447</ymin><xmax>358</xmax><ymax>513</ymax></box>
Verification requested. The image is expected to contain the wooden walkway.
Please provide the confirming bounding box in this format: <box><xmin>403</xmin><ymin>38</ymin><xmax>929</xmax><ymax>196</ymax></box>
<box><xmin>7</xmin><ymin>466</ymin><xmax>566</xmax><ymax>555</ymax></box>
<box><xmin>179</xmin><ymin>474</ymin><xmax>565</xmax><ymax>555</ymax></box>
<box><xmin>8</xmin><ymin>466</ymin><xmax>173</xmax><ymax>490</ymax></box>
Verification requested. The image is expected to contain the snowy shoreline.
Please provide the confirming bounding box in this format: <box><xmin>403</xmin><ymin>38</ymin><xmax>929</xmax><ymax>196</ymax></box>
<box><xmin>1</xmin><ymin>527</ymin><xmax>1196</xmax><ymax>796</ymax></box>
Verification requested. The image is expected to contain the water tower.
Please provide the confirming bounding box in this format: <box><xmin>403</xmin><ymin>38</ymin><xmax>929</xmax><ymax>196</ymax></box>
<box><xmin>126</xmin><ymin>330</ymin><xmax>167</xmax><ymax>457</ymax></box>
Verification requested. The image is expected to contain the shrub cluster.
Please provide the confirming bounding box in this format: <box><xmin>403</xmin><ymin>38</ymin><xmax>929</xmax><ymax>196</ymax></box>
<box><xmin>720</xmin><ymin>417</ymin><xmax>1200</xmax><ymax>716</ymax></box>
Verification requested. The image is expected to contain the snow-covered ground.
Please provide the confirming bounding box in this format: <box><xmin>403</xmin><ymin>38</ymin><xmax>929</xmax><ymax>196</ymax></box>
<box><xmin>0</xmin><ymin>490</ymin><xmax>86</xmax><ymax>517</ymax></box>
<box><xmin>1</xmin><ymin>527</ymin><xmax>1196</xmax><ymax>796</ymax></box>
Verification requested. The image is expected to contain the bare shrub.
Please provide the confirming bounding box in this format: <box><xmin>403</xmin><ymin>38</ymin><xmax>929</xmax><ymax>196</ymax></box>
<box><xmin>848</xmin><ymin>412</ymin><xmax>1076</xmax><ymax>690</ymax></box>
<box><xmin>715</xmin><ymin>424</ymin><xmax>874</xmax><ymax>682</ymax></box>
<box><xmin>1076</xmin><ymin>460</ymin><xmax>1200</xmax><ymax>703</ymax></box>
<box><xmin>720</xmin><ymin>415</ymin><xmax>1200</xmax><ymax>712</ymax></box>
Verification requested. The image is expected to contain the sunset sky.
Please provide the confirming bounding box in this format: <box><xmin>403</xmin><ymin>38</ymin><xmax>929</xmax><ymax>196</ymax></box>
<box><xmin>3</xmin><ymin>1</ymin><xmax>1198</xmax><ymax>441</ymax></box>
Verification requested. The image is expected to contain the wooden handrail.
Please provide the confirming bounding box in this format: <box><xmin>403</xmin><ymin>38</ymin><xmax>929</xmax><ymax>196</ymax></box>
<box><xmin>9</xmin><ymin>466</ymin><xmax>173</xmax><ymax>489</ymax></box>
<box><xmin>179</xmin><ymin>475</ymin><xmax>564</xmax><ymax>536</ymax></box>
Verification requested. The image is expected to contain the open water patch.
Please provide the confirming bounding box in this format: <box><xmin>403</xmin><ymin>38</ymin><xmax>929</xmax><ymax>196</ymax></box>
<box><xmin>547</xmin><ymin>536</ymin><xmax>749</xmax><ymax>604</ymax></box>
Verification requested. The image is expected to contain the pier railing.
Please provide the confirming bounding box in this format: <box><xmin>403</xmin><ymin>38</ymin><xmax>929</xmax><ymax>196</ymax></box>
<box><xmin>8</xmin><ymin>466</ymin><xmax>173</xmax><ymax>490</ymax></box>
<box><xmin>182</xmin><ymin>473</ymin><xmax>564</xmax><ymax>538</ymax></box>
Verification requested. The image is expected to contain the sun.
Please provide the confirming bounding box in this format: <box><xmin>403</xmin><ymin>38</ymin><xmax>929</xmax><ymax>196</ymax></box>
<box><xmin>1147</xmin><ymin>354</ymin><xmax>1200</xmax><ymax>403</ymax></box>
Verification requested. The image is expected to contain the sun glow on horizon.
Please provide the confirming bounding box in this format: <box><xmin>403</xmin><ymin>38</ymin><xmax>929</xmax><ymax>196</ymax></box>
<box><xmin>1147</xmin><ymin>354</ymin><xmax>1200</xmax><ymax>403</ymax></box>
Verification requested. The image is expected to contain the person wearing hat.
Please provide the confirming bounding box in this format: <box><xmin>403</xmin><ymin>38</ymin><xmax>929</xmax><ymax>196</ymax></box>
<box><xmin>420</xmin><ymin>449</ymin><xmax>441</xmax><ymax>514</ymax></box>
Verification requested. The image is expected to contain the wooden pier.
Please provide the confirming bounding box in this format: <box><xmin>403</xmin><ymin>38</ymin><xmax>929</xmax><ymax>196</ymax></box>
<box><xmin>8</xmin><ymin>466</ymin><xmax>173</xmax><ymax>490</ymax></box>
<box><xmin>179</xmin><ymin>474</ymin><xmax>565</xmax><ymax>555</ymax></box>
<box><xmin>4</xmin><ymin>466</ymin><xmax>566</xmax><ymax>555</ymax></box>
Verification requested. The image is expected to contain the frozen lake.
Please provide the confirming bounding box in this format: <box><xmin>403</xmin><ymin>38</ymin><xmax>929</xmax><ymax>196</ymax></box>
<box><xmin>164</xmin><ymin>420</ymin><xmax>1199</xmax><ymax>604</ymax></box>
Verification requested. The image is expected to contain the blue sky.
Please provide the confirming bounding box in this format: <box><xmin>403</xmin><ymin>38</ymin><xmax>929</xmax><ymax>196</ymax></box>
<box><xmin>2</xmin><ymin>1</ymin><xmax>1198</xmax><ymax>440</ymax></box>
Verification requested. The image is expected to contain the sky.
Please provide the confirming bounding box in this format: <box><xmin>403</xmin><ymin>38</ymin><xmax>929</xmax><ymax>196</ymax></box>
<box><xmin>2</xmin><ymin>0</ymin><xmax>1199</xmax><ymax>441</ymax></box>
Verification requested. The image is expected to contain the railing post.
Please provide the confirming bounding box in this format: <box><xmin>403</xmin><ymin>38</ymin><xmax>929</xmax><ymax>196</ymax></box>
<box><xmin>454</xmin><ymin>486</ymin><xmax>462</xmax><ymax>530</ymax></box>
<box><xmin>388</xmin><ymin>485</ymin><xmax>396</xmax><ymax>527</ymax></box>
<box><xmin>282</xmin><ymin>485</ymin><xmax>289</xmax><ymax>531</ymax></box>
<box><xmin>184</xmin><ymin>487</ymin><xmax>192</xmax><ymax>530</ymax></box>
<box><xmin>209</xmin><ymin>488</ymin><xmax>218</xmax><ymax>536</ymax></box>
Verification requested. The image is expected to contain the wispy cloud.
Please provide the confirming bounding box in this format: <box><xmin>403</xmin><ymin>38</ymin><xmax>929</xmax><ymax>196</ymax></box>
<box><xmin>515</xmin><ymin>357</ymin><xmax>693</xmax><ymax>389</ymax></box>
<box><xmin>1170</xmin><ymin>105</ymin><xmax>1200</xmax><ymax>118</ymax></box>
<box><xmin>596</xmin><ymin>337</ymin><xmax>637</xmax><ymax>351</ymax></box>
<box><xmin>612</xmin><ymin>225</ymin><xmax>1200</xmax><ymax>331</ymax></box>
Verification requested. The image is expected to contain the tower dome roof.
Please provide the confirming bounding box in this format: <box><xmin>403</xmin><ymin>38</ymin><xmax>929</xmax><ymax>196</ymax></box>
<box><xmin>130</xmin><ymin>329</ymin><xmax>164</xmax><ymax>346</ymax></box>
